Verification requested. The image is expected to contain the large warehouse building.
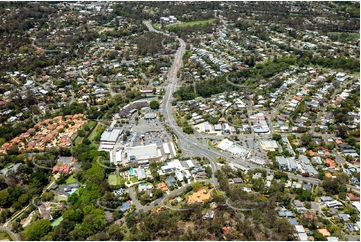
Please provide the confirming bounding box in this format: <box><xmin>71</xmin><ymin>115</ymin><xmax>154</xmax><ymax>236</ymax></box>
<box><xmin>100</xmin><ymin>127</ymin><xmax>123</xmax><ymax>150</ymax></box>
<box><xmin>126</xmin><ymin>143</ymin><xmax>161</xmax><ymax>164</ymax></box>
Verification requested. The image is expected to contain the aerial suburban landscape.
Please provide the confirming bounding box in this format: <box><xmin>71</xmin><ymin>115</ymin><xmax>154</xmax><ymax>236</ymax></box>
<box><xmin>0</xmin><ymin>1</ymin><xmax>360</xmax><ymax>241</ymax></box>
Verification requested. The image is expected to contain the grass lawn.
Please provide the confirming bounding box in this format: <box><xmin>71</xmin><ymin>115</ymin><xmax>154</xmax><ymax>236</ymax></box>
<box><xmin>108</xmin><ymin>174</ymin><xmax>121</xmax><ymax>186</ymax></box>
<box><xmin>0</xmin><ymin>232</ymin><xmax>10</xmax><ymax>241</ymax></box>
<box><xmin>54</xmin><ymin>195</ymin><xmax>68</xmax><ymax>202</ymax></box>
<box><xmin>88</xmin><ymin>120</ymin><xmax>97</xmax><ymax>129</ymax></box>
<box><xmin>75</xmin><ymin>136</ymin><xmax>84</xmax><ymax>145</ymax></box>
<box><xmin>66</xmin><ymin>175</ymin><xmax>79</xmax><ymax>184</ymax></box>
<box><xmin>88</xmin><ymin>123</ymin><xmax>103</xmax><ymax>142</ymax></box>
<box><xmin>131</xmin><ymin>177</ymin><xmax>138</xmax><ymax>183</ymax></box>
<box><xmin>171</xmin><ymin>19</ymin><xmax>215</xmax><ymax>28</ymax></box>
<box><xmin>328</xmin><ymin>32</ymin><xmax>360</xmax><ymax>39</ymax></box>
<box><xmin>153</xmin><ymin>23</ymin><xmax>161</xmax><ymax>30</ymax></box>
<box><xmin>51</xmin><ymin>216</ymin><xmax>63</xmax><ymax>227</ymax></box>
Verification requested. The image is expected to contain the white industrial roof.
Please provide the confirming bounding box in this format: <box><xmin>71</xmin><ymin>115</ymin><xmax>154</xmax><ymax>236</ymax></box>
<box><xmin>127</xmin><ymin>144</ymin><xmax>159</xmax><ymax>161</ymax></box>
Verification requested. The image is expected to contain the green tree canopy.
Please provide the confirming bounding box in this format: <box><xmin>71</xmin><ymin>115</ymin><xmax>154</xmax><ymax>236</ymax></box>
<box><xmin>24</xmin><ymin>219</ymin><xmax>51</xmax><ymax>240</ymax></box>
<box><xmin>149</xmin><ymin>100</ymin><xmax>160</xmax><ymax>109</ymax></box>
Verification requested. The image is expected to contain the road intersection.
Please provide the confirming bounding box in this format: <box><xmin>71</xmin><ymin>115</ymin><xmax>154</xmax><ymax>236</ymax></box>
<box><xmin>144</xmin><ymin>21</ymin><xmax>359</xmax><ymax>192</ymax></box>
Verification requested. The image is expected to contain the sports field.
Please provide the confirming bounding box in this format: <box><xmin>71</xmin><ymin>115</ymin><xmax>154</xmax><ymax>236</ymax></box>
<box><xmin>108</xmin><ymin>174</ymin><xmax>121</xmax><ymax>186</ymax></box>
<box><xmin>171</xmin><ymin>19</ymin><xmax>215</xmax><ymax>28</ymax></box>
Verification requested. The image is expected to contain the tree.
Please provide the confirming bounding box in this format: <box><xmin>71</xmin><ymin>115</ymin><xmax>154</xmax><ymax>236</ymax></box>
<box><xmin>314</xmin><ymin>232</ymin><xmax>327</xmax><ymax>241</ymax></box>
<box><xmin>24</xmin><ymin>219</ymin><xmax>51</xmax><ymax>240</ymax></box>
<box><xmin>300</xmin><ymin>133</ymin><xmax>312</xmax><ymax>146</ymax></box>
<box><xmin>149</xmin><ymin>100</ymin><xmax>160</xmax><ymax>109</ymax></box>
<box><xmin>182</xmin><ymin>126</ymin><xmax>194</xmax><ymax>134</ymax></box>
<box><xmin>0</xmin><ymin>190</ymin><xmax>9</xmax><ymax>207</ymax></box>
<box><xmin>272</xmin><ymin>134</ymin><xmax>282</xmax><ymax>141</ymax></box>
<box><xmin>251</xmin><ymin>178</ymin><xmax>265</xmax><ymax>192</ymax></box>
<box><xmin>77</xmin><ymin>129</ymin><xmax>86</xmax><ymax>137</ymax></box>
<box><xmin>41</xmin><ymin>191</ymin><xmax>54</xmax><ymax>202</ymax></box>
<box><xmin>107</xmin><ymin>224</ymin><xmax>124</xmax><ymax>241</ymax></box>
<box><xmin>336</xmin><ymin>125</ymin><xmax>348</xmax><ymax>139</ymax></box>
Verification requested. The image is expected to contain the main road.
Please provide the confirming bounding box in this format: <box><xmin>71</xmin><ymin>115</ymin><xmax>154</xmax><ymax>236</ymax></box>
<box><xmin>143</xmin><ymin>21</ymin><xmax>359</xmax><ymax>192</ymax></box>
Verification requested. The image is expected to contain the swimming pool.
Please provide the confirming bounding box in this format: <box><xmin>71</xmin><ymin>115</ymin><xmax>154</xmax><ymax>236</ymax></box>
<box><xmin>68</xmin><ymin>189</ymin><xmax>77</xmax><ymax>196</ymax></box>
<box><xmin>130</xmin><ymin>168</ymin><xmax>135</xmax><ymax>175</ymax></box>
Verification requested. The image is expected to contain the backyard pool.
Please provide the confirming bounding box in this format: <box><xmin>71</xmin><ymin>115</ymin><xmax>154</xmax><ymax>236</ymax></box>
<box><xmin>68</xmin><ymin>189</ymin><xmax>77</xmax><ymax>196</ymax></box>
<box><xmin>130</xmin><ymin>168</ymin><xmax>135</xmax><ymax>175</ymax></box>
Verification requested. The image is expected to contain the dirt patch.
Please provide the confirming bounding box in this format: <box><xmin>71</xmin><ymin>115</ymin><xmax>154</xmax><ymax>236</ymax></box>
<box><xmin>98</xmin><ymin>27</ymin><xmax>114</xmax><ymax>34</ymax></box>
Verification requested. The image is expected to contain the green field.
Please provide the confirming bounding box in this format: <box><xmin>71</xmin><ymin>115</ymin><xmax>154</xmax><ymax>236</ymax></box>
<box><xmin>170</xmin><ymin>19</ymin><xmax>215</xmax><ymax>28</ymax></box>
<box><xmin>108</xmin><ymin>174</ymin><xmax>121</xmax><ymax>186</ymax></box>
<box><xmin>74</xmin><ymin>136</ymin><xmax>84</xmax><ymax>145</ymax></box>
<box><xmin>51</xmin><ymin>216</ymin><xmax>63</xmax><ymax>227</ymax></box>
<box><xmin>328</xmin><ymin>32</ymin><xmax>360</xmax><ymax>40</ymax></box>
<box><xmin>88</xmin><ymin>120</ymin><xmax>97</xmax><ymax>129</ymax></box>
<box><xmin>0</xmin><ymin>230</ymin><xmax>15</xmax><ymax>241</ymax></box>
<box><xmin>154</xmin><ymin>23</ymin><xmax>162</xmax><ymax>30</ymax></box>
<box><xmin>66</xmin><ymin>175</ymin><xmax>79</xmax><ymax>184</ymax></box>
<box><xmin>88</xmin><ymin>123</ymin><xmax>104</xmax><ymax>143</ymax></box>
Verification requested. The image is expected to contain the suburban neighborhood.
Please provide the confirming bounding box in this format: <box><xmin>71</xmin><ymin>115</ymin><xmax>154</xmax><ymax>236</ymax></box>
<box><xmin>0</xmin><ymin>1</ymin><xmax>359</xmax><ymax>241</ymax></box>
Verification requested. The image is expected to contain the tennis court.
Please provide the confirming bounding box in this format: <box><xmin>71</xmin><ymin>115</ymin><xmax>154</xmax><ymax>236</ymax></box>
<box><xmin>108</xmin><ymin>174</ymin><xmax>120</xmax><ymax>186</ymax></box>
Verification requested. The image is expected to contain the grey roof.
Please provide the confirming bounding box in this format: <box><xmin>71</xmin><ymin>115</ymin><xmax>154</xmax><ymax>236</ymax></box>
<box><xmin>58</xmin><ymin>156</ymin><xmax>73</xmax><ymax>162</ymax></box>
<box><xmin>127</xmin><ymin>144</ymin><xmax>159</xmax><ymax>161</ymax></box>
<box><xmin>298</xmin><ymin>155</ymin><xmax>318</xmax><ymax>175</ymax></box>
<box><xmin>320</xmin><ymin>196</ymin><xmax>333</xmax><ymax>202</ymax></box>
<box><xmin>334</xmin><ymin>213</ymin><xmax>350</xmax><ymax>221</ymax></box>
<box><xmin>278</xmin><ymin>210</ymin><xmax>294</xmax><ymax>217</ymax></box>
<box><xmin>100</xmin><ymin>127</ymin><xmax>122</xmax><ymax>142</ymax></box>
<box><xmin>276</xmin><ymin>156</ymin><xmax>298</xmax><ymax>171</ymax></box>
<box><xmin>119</xmin><ymin>202</ymin><xmax>131</xmax><ymax>212</ymax></box>
<box><xmin>144</xmin><ymin>113</ymin><xmax>156</xmax><ymax>119</ymax></box>
<box><xmin>180</xmin><ymin>161</ymin><xmax>189</xmax><ymax>169</ymax></box>
<box><xmin>175</xmin><ymin>171</ymin><xmax>184</xmax><ymax>181</ymax></box>
<box><xmin>288</xmin><ymin>218</ymin><xmax>298</xmax><ymax>225</ymax></box>
<box><xmin>59</xmin><ymin>182</ymin><xmax>80</xmax><ymax>196</ymax></box>
<box><xmin>346</xmin><ymin>223</ymin><xmax>356</xmax><ymax>232</ymax></box>
<box><xmin>303</xmin><ymin>184</ymin><xmax>312</xmax><ymax>191</ymax></box>
<box><xmin>166</xmin><ymin>176</ymin><xmax>176</xmax><ymax>187</ymax></box>
<box><xmin>233</xmin><ymin>178</ymin><xmax>243</xmax><ymax>183</ymax></box>
<box><xmin>137</xmin><ymin>167</ymin><xmax>146</xmax><ymax>180</ymax></box>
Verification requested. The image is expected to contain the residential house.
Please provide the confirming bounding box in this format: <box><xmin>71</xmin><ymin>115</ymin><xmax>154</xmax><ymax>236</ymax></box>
<box><xmin>38</xmin><ymin>204</ymin><xmax>53</xmax><ymax>220</ymax></box>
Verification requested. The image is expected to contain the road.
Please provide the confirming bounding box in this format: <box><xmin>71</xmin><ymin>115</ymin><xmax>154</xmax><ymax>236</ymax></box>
<box><xmin>143</xmin><ymin>21</ymin><xmax>359</xmax><ymax>192</ymax></box>
<box><xmin>127</xmin><ymin>183</ymin><xmax>193</xmax><ymax>212</ymax></box>
<box><xmin>0</xmin><ymin>226</ymin><xmax>21</xmax><ymax>241</ymax></box>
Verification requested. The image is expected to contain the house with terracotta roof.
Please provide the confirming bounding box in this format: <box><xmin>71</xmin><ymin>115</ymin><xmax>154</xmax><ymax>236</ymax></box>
<box><xmin>222</xmin><ymin>226</ymin><xmax>233</xmax><ymax>235</ymax></box>
<box><xmin>157</xmin><ymin>182</ymin><xmax>168</xmax><ymax>192</ymax></box>
<box><xmin>219</xmin><ymin>117</ymin><xmax>227</xmax><ymax>122</ymax></box>
<box><xmin>294</xmin><ymin>95</ymin><xmax>302</xmax><ymax>101</ymax></box>
<box><xmin>334</xmin><ymin>139</ymin><xmax>343</xmax><ymax>145</ymax></box>
<box><xmin>317</xmin><ymin>229</ymin><xmax>330</xmax><ymax>237</ymax></box>
<box><xmin>52</xmin><ymin>164</ymin><xmax>71</xmax><ymax>174</ymax></box>
<box><xmin>303</xmin><ymin>213</ymin><xmax>317</xmax><ymax>220</ymax></box>
<box><xmin>325</xmin><ymin>172</ymin><xmax>333</xmax><ymax>178</ymax></box>
<box><xmin>325</xmin><ymin>158</ymin><xmax>335</xmax><ymax>168</ymax></box>
<box><xmin>309</xmin><ymin>150</ymin><xmax>315</xmax><ymax>157</ymax></box>
<box><xmin>347</xmin><ymin>193</ymin><xmax>360</xmax><ymax>201</ymax></box>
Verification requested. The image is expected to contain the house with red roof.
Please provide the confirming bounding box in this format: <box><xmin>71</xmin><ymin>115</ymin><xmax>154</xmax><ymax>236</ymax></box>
<box><xmin>325</xmin><ymin>158</ymin><xmax>335</xmax><ymax>168</ymax></box>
